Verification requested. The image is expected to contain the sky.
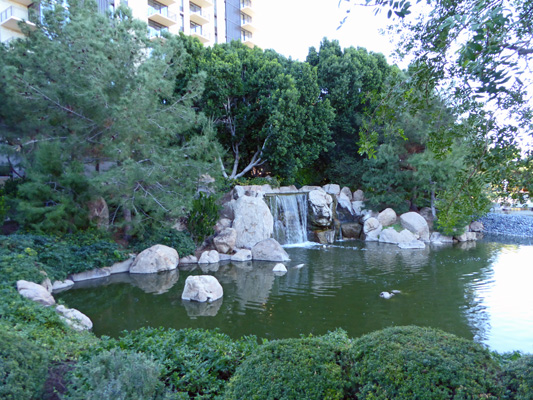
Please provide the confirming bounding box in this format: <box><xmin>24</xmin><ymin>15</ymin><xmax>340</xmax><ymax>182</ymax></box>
<box><xmin>254</xmin><ymin>0</ymin><xmax>396</xmax><ymax>62</ymax></box>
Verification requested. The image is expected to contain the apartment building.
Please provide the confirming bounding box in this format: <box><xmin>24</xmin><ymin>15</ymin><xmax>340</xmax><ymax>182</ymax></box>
<box><xmin>0</xmin><ymin>0</ymin><xmax>258</xmax><ymax>46</ymax></box>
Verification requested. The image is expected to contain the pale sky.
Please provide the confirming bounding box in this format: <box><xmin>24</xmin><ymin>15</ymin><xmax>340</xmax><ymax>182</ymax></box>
<box><xmin>254</xmin><ymin>0</ymin><xmax>396</xmax><ymax>62</ymax></box>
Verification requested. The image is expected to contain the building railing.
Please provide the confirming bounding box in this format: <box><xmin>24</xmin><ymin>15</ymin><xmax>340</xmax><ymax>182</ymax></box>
<box><xmin>147</xmin><ymin>4</ymin><xmax>176</xmax><ymax>21</ymax></box>
<box><xmin>0</xmin><ymin>6</ymin><xmax>27</xmax><ymax>24</ymax></box>
<box><xmin>190</xmin><ymin>7</ymin><xmax>210</xmax><ymax>20</ymax></box>
<box><xmin>190</xmin><ymin>24</ymin><xmax>210</xmax><ymax>39</ymax></box>
<box><xmin>148</xmin><ymin>25</ymin><xmax>168</xmax><ymax>38</ymax></box>
<box><xmin>240</xmin><ymin>0</ymin><xmax>252</xmax><ymax>8</ymax></box>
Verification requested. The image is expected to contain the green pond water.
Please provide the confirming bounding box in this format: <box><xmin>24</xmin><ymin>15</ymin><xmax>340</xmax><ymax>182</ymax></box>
<box><xmin>57</xmin><ymin>237</ymin><xmax>533</xmax><ymax>353</ymax></box>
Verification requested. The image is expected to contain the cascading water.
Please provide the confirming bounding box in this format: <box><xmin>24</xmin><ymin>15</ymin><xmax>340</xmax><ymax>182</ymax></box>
<box><xmin>267</xmin><ymin>193</ymin><xmax>308</xmax><ymax>245</ymax></box>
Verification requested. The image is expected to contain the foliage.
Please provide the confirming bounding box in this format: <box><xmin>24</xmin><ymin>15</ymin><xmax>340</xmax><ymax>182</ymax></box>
<box><xmin>130</xmin><ymin>226</ymin><xmax>196</xmax><ymax>257</ymax></box>
<box><xmin>64</xmin><ymin>349</ymin><xmax>165</xmax><ymax>400</ymax></box>
<box><xmin>223</xmin><ymin>330</ymin><xmax>354</xmax><ymax>400</ymax></box>
<box><xmin>15</xmin><ymin>142</ymin><xmax>93</xmax><ymax>234</ymax></box>
<box><xmin>0</xmin><ymin>0</ymin><xmax>220</xmax><ymax>235</ymax></box>
<box><xmin>501</xmin><ymin>354</ymin><xmax>533</xmax><ymax>400</ymax></box>
<box><xmin>201</xmin><ymin>41</ymin><xmax>334</xmax><ymax>180</ymax></box>
<box><xmin>0</xmin><ymin>232</ymin><xmax>128</xmax><ymax>281</ymax></box>
<box><xmin>0</xmin><ymin>325</ymin><xmax>49</xmax><ymax>400</ymax></box>
<box><xmin>348</xmin><ymin>326</ymin><xmax>504</xmax><ymax>399</ymax></box>
<box><xmin>188</xmin><ymin>192</ymin><xmax>221</xmax><ymax>244</ymax></box>
<box><xmin>107</xmin><ymin>327</ymin><xmax>258</xmax><ymax>399</ymax></box>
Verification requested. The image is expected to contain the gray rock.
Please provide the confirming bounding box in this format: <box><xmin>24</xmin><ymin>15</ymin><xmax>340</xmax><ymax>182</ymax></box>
<box><xmin>52</xmin><ymin>279</ymin><xmax>74</xmax><ymax>293</ymax></box>
<box><xmin>278</xmin><ymin>185</ymin><xmax>298</xmax><ymax>193</ymax></box>
<box><xmin>231</xmin><ymin>249</ymin><xmax>253</xmax><ymax>262</ymax></box>
<box><xmin>470</xmin><ymin>221</ymin><xmax>484</xmax><ymax>232</ymax></box>
<box><xmin>352</xmin><ymin>189</ymin><xmax>365</xmax><ymax>201</ymax></box>
<box><xmin>430</xmin><ymin>232</ymin><xmax>454</xmax><ymax>244</ymax></box>
<box><xmin>400</xmin><ymin>212</ymin><xmax>430</xmax><ymax>242</ymax></box>
<box><xmin>315</xmin><ymin>229</ymin><xmax>336</xmax><ymax>244</ymax></box>
<box><xmin>273</xmin><ymin>263</ymin><xmax>287</xmax><ymax>273</ymax></box>
<box><xmin>17</xmin><ymin>280</ymin><xmax>55</xmax><ymax>306</ymax></box>
<box><xmin>336</xmin><ymin>192</ymin><xmax>354</xmax><ymax>219</ymax></box>
<box><xmin>56</xmin><ymin>305</ymin><xmax>93</xmax><ymax>331</ymax></box>
<box><xmin>340</xmin><ymin>186</ymin><xmax>353</xmax><ymax>201</ymax></box>
<box><xmin>218</xmin><ymin>253</ymin><xmax>232</xmax><ymax>262</ymax></box>
<box><xmin>214</xmin><ymin>218</ymin><xmax>232</xmax><ymax>233</ymax></box>
<box><xmin>198</xmin><ymin>250</ymin><xmax>220</xmax><ymax>264</ymax></box>
<box><xmin>70</xmin><ymin>267</ymin><xmax>111</xmax><ymax>282</ymax></box>
<box><xmin>351</xmin><ymin>201</ymin><xmax>365</xmax><ymax>216</ymax></box>
<box><xmin>233</xmin><ymin>185</ymin><xmax>246</xmax><ymax>199</ymax></box>
<box><xmin>180</xmin><ymin>255</ymin><xmax>198</xmax><ymax>264</ymax></box>
<box><xmin>232</xmin><ymin>195</ymin><xmax>274</xmax><ymax>249</ymax></box>
<box><xmin>323</xmin><ymin>184</ymin><xmax>341</xmax><ymax>196</ymax></box>
<box><xmin>213</xmin><ymin>228</ymin><xmax>237</xmax><ymax>254</ymax></box>
<box><xmin>363</xmin><ymin>217</ymin><xmax>382</xmax><ymax>242</ymax></box>
<box><xmin>129</xmin><ymin>245</ymin><xmax>179</xmax><ymax>274</ymax></box>
<box><xmin>252</xmin><ymin>238</ymin><xmax>290</xmax><ymax>262</ymax></box>
<box><xmin>182</xmin><ymin>275</ymin><xmax>223</xmax><ymax>302</ymax></box>
<box><xmin>299</xmin><ymin>185</ymin><xmax>322</xmax><ymax>192</ymax></box>
<box><xmin>41</xmin><ymin>277</ymin><xmax>53</xmax><ymax>293</ymax></box>
<box><xmin>108</xmin><ymin>257</ymin><xmax>134</xmax><ymax>274</ymax></box>
<box><xmin>379</xmin><ymin>228</ymin><xmax>417</xmax><ymax>244</ymax></box>
<box><xmin>455</xmin><ymin>231</ymin><xmax>478</xmax><ymax>242</ymax></box>
<box><xmin>341</xmin><ymin>222</ymin><xmax>363</xmax><ymax>239</ymax></box>
<box><xmin>378</xmin><ymin>208</ymin><xmax>397</xmax><ymax>227</ymax></box>
<box><xmin>308</xmin><ymin>189</ymin><xmax>333</xmax><ymax>227</ymax></box>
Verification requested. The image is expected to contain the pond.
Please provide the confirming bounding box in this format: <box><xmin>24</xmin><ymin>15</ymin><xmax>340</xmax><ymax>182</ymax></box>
<box><xmin>57</xmin><ymin>236</ymin><xmax>533</xmax><ymax>353</ymax></box>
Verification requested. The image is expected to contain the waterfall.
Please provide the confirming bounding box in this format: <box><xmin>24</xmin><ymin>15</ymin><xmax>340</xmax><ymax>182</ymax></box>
<box><xmin>267</xmin><ymin>193</ymin><xmax>308</xmax><ymax>245</ymax></box>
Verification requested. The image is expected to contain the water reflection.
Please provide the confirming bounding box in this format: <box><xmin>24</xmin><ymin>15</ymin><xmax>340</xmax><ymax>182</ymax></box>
<box><xmin>57</xmin><ymin>239</ymin><xmax>533</xmax><ymax>353</ymax></box>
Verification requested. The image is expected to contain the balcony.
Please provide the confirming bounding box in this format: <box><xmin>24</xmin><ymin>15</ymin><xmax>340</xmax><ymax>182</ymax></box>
<box><xmin>240</xmin><ymin>13</ymin><xmax>256</xmax><ymax>32</ymax></box>
<box><xmin>0</xmin><ymin>6</ymin><xmax>36</xmax><ymax>33</ymax></box>
<box><xmin>191</xmin><ymin>0</ymin><xmax>213</xmax><ymax>8</ymax></box>
<box><xmin>241</xmin><ymin>28</ymin><xmax>254</xmax><ymax>48</ymax></box>
<box><xmin>147</xmin><ymin>3</ymin><xmax>177</xmax><ymax>26</ymax></box>
<box><xmin>155</xmin><ymin>0</ymin><xmax>176</xmax><ymax>7</ymax></box>
<box><xmin>148</xmin><ymin>25</ymin><xmax>168</xmax><ymax>39</ymax></box>
<box><xmin>189</xmin><ymin>7</ymin><xmax>210</xmax><ymax>25</ymax></box>
<box><xmin>11</xmin><ymin>0</ymin><xmax>34</xmax><ymax>7</ymax></box>
<box><xmin>190</xmin><ymin>24</ymin><xmax>210</xmax><ymax>43</ymax></box>
<box><xmin>240</xmin><ymin>0</ymin><xmax>254</xmax><ymax>16</ymax></box>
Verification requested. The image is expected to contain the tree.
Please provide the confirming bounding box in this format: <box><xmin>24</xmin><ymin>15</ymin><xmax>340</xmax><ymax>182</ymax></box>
<box><xmin>0</xmin><ymin>0</ymin><xmax>219</xmax><ymax>235</ymax></box>
<box><xmin>200</xmin><ymin>42</ymin><xmax>334</xmax><ymax>181</ymax></box>
<box><xmin>306</xmin><ymin>39</ymin><xmax>392</xmax><ymax>183</ymax></box>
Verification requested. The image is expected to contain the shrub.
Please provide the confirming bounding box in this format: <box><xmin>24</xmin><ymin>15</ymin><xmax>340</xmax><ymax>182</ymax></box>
<box><xmin>502</xmin><ymin>354</ymin><xmax>533</xmax><ymax>399</ymax></box>
<box><xmin>64</xmin><ymin>349</ymin><xmax>164</xmax><ymax>400</ymax></box>
<box><xmin>130</xmin><ymin>226</ymin><xmax>195</xmax><ymax>257</ymax></box>
<box><xmin>0</xmin><ymin>326</ymin><xmax>49</xmax><ymax>400</ymax></box>
<box><xmin>107</xmin><ymin>327</ymin><xmax>258</xmax><ymax>398</ymax></box>
<box><xmin>348</xmin><ymin>326</ymin><xmax>504</xmax><ymax>399</ymax></box>
<box><xmin>223</xmin><ymin>330</ymin><xmax>354</xmax><ymax>400</ymax></box>
<box><xmin>0</xmin><ymin>232</ymin><xmax>128</xmax><ymax>281</ymax></box>
<box><xmin>188</xmin><ymin>192</ymin><xmax>220</xmax><ymax>244</ymax></box>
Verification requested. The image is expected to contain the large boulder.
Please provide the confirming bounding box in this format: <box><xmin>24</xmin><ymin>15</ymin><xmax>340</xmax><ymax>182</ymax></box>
<box><xmin>352</xmin><ymin>189</ymin><xmax>365</xmax><ymax>201</ymax></box>
<box><xmin>379</xmin><ymin>228</ymin><xmax>417</xmax><ymax>244</ymax></box>
<box><xmin>182</xmin><ymin>275</ymin><xmax>223</xmax><ymax>303</ymax></box>
<box><xmin>363</xmin><ymin>217</ymin><xmax>382</xmax><ymax>242</ymax></box>
<box><xmin>56</xmin><ymin>305</ymin><xmax>93</xmax><ymax>331</ymax></box>
<box><xmin>378</xmin><ymin>208</ymin><xmax>397</xmax><ymax>227</ymax></box>
<box><xmin>252</xmin><ymin>238</ymin><xmax>290</xmax><ymax>262</ymax></box>
<box><xmin>336</xmin><ymin>191</ymin><xmax>354</xmax><ymax>221</ymax></box>
<box><xmin>232</xmin><ymin>195</ymin><xmax>274</xmax><ymax>249</ymax></box>
<box><xmin>129</xmin><ymin>244</ymin><xmax>179</xmax><ymax>274</ymax></box>
<box><xmin>315</xmin><ymin>229</ymin><xmax>336</xmax><ymax>244</ymax></box>
<box><xmin>340</xmin><ymin>187</ymin><xmax>353</xmax><ymax>201</ymax></box>
<box><xmin>470</xmin><ymin>221</ymin><xmax>484</xmax><ymax>232</ymax></box>
<box><xmin>351</xmin><ymin>201</ymin><xmax>366</xmax><ymax>217</ymax></box>
<box><xmin>213</xmin><ymin>228</ymin><xmax>237</xmax><ymax>254</ymax></box>
<box><xmin>17</xmin><ymin>280</ymin><xmax>55</xmax><ymax>306</ymax></box>
<box><xmin>341</xmin><ymin>223</ymin><xmax>363</xmax><ymax>239</ymax></box>
<box><xmin>308</xmin><ymin>189</ymin><xmax>333</xmax><ymax>228</ymax></box>
<box><xmin>400</xmin><ymin>212</ymin><xmax>430</xmax><ymax>242</ymax></box>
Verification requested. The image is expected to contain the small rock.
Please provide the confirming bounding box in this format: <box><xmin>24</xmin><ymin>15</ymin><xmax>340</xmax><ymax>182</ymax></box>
<box><xmin>231</xmin><ymin>249</ymin><xmax>253</xmax><ymax>262</ymax></box>
<box><xmin>180</xmin><ymin>255</ymin><xmax>198</xmax><ymax>264</ymax></box>
<box><xmin>380</xmin><ymin>292</ymin><xmax>394</xmax><ymax>299</ymax></box>
<box><xmin>273</xmin><ymin>263</ymin><xmax>287</xmax><ymax>273</ymax></box>
<box><xmin>198</xmin><ymin>250</ymin><xmax>220</xmax><ymax>264</ymax></box>
<box><xmin>52</xmin><ymin>279</ymin><xmax>74</xmax><ymax>293</ymax></box>
<box><xmin>108</xmin><ymin>257</ymin><xmax>134</xmax><ymax>274</ymax></box>
<box><xmin>56</xmin><ymin>305</ymin><xmax>93</xmax><ymax>331</ymax></box>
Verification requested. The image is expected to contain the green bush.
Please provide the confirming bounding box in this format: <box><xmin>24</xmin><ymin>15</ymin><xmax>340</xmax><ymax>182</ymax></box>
<box><xmin>348</xmin><ymin>326</ymin><xmax>504</xmax><ymax>399</ymax></box>
<box><xmin>188</xmin><ymin>192</ymin><xmax>220</xmax><ymax>244</ymax></box>
<box><xmin>0</xmin><ymin>326</ymin><xmax>49</xmax><ymax>400</ymax></box>
<box><xmin>130</xmin><ymin>226</ymin><xmax>196</xmax><ymax>257</ymax></box>
<box><xmin>502</xmin><ymin>354</ymin><xmax>533</xmax><ymax>399</ymax></box>
<box><xmin>223</xmin><ymin>330</ymin><xmax>354</xmax><ymax>400</ymax></box>
<box><xmin>107</xmin><ymin>327</ymin><xmax>258</xmax><ymax>398</ymax></box>
<box><xmin>0</xmin><ymin>232</ymin><xmax>128</xmax><ymax>281</ymax></box>
<box><xmin>64</xmin><ymin>348</ymin><xmax>164</xmax><ymax>400</ymax></box>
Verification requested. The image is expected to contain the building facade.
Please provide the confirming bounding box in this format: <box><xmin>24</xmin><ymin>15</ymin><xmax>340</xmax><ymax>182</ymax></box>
<box><xmin>1</xmin><ymin>0</ymin><xmax>258</xmax><ymax>46</ymax></box>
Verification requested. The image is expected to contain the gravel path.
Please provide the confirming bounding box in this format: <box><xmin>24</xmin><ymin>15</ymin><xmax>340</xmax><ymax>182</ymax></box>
<box><xmin>479</xmin><ymin>212</ymin><xmax>533</xmax><ymax>237</ymax></box>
